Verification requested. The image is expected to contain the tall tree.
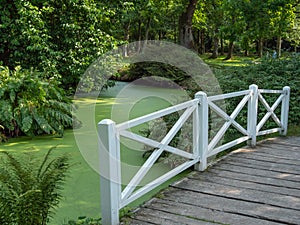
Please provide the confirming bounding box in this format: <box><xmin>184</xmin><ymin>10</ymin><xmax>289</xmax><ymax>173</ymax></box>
<box><xmin>0</xmin><ymin>0</ymin><xmax>117</xmax><ymax>91</ymax></box>
<box><xmin>287</xmin><ymin>3</ymin><xmax>300</xmax><ymax>51</ymax></box>
<box><xmin>205</xmin><ymin>0</ymin><xmax>224</xmax><ymax>58</ymax></box>
<box><xmin>221</xmin><ymin>0</ymin><xmax>245</xmax><ymax>60</ymax></box>
<box><xmin>179</xmin><ymin>0</ymin><xmax>198</xmax><ymax>49</ymax></box>
<box><xmin>269</xmin><ymin>0</ymin><xmax>295</xmax><ymax>57</ymax></box>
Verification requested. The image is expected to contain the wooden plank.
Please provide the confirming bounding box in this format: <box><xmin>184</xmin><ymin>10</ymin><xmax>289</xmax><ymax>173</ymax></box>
<box><xmin>259</xmin><ymin>143</ymin><xmax>300</xmax><ymax>153</ymax></box>
<box><xmin>214</xmin><ymin>163</ymin><xmax>300</xmax><ymax>182</ymax></box>
<box><xmin>121</xmin><ymin>219</ymin><xmax>154</xmax><ymax>225</ymax></box>
<box><xmin>162</xmin><ymin>188</ymin><xmax>300</xmax><ymax>225</ymax></box>
<box><xmin>209</xmin><ymin>167</ymin><xmax>300</xmax><ymax>190</ymax></box>
<box><xmin>263</xmin><ymin>137</ymin><xmax>300</xmax><ymax>147</ymax></box>
<box><xmin>172</xmin><ymin>178</ymin><xmax>300</xmax><ymax>210</ymax></box>
<box><xmin>145</xmin><ymin>197</ymin><xmax>283</xmax><ymax>225</ymax></box>
<box><xmin>124</xmin><ymin>138</ymin><xmax>300</xmax><ymax>225</ymax></box>
<box><xmin>233</xmin><ymin>146</ymin><xmax>300</xmax><ymax>163</ymax></box>
<box><xmin>189</xmin><ymin>172</ymin><xmax>300</xmax><ymax>198</ymax></box>
<box><xmin>248</xmin><ymin>150</ymin><xmax>300</xmax><ymax>164</ymax></box>
<box><xmin>128</xmin><ymin>207</ymin><xmax>219</xmax><ymax>225</ymax></box>
<box><xmin>222</xmin><ymin>157</ymin><xmax>300</xmax><ymax>174</ymax></box>
<box><xmin>252</xmin><ymin>146</ymin><xmax>300</xmax><ymax>159</ymax></box>
<box><xmin>230</xmin><ymin>151</ymin><xmax>300</xmax><ymax>166</ymax></box>
<box><xmin>263</xmin><ymin>142</ymin><xmax>300</xmax><ymax>151</ymax></box>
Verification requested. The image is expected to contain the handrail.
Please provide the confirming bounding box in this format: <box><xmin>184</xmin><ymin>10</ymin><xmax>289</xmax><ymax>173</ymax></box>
<box><xmin>98</xmin><ymin>84</ymin><xmax>290</xmax><ymax>225</ymax></box>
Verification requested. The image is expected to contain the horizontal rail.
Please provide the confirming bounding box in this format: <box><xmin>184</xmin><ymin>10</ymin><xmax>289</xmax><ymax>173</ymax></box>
<box><xmin>257</xmin><ymin>127</ymin><xmax>283</xmax><ymax>136</ymax></box>
<box><xmin>259</xmin><ymin>89</ymin><xmax>283</xmax><ymax>94</ymax></box>
<box><xmin>208</xmin><ymin>90</ymin><xmax>250</xmax><ymax>101</ymax></box>
<box><xmin>117</xmin><ymin>99</ymin><xmax>198</xmax><ymax>131</ymax></box>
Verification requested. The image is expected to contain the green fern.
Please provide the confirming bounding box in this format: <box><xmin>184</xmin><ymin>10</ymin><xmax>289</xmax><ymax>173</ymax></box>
<box><xmin>0</xmin><ymin>147</ymin><xmax>70</xmax><ymax>225</ymax></box>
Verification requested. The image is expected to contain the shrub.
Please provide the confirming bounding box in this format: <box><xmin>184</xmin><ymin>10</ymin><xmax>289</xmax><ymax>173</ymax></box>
<box><xmin>0</xmin><ymin>146</ymin><xmax>70</xmax><ymax>225</ymax></box>
<box><xmin>65</xmin><ymin>217</ymin><xmax>102</xmax><ymax>225</ymax></box>
<box><xmin>213</xmin><ymin>54</ymin><xmax>300</xmax><ymax>126</ymax></box>
<box><xmin>140</xmin><ymin>55</ymin><xmax>300</xmax><ymax>165</ymax></box>
<box><xmin>0</xmin><ymin>66</ymin><xmax>79</xmax><ymax>138</ymax></box>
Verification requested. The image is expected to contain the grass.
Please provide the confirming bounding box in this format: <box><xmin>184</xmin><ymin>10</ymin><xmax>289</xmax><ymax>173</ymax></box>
<box><xmin>200</xmin><ymin>53</ymin><xmax>258</xmax><ymax>68</ymax></box>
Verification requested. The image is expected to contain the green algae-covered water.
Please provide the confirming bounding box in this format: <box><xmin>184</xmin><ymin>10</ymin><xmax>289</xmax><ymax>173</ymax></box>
<box><xmin>0</xmin><ymin>82</ymin><xmax>190</xmax><ymax>224</ymax></box>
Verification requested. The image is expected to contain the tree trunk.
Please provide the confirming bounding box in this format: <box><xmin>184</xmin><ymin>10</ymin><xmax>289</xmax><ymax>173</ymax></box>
<box><xmin>144</xmin><ymin>18</ymin><xmax>151</xmax><ymax>43</ymax></box>
<box><xmin>178</xmin><ymin>0</ymin><xmax>198</xmax><ymax>49</ymax></box>
<box><xmin>224</xmin><ymin>40</ymin><xmax>234</xmax><ymax>60</ymax></box>
<box><xmin>174</xmin><ymin>16</ymin><xmax>177</xmax><ymax>43</ymax></box>
<box><xmin>123</xmin><ymin>22</ymin><xmax>130</xmax><ymax>57</ymax></box>
<box><xmin>196</xmin><ymin>29</ymin><xmax>200</xmax><ymax>52</ymax></box>
<box><xmin>276</xmin><ymin>36</ymin><xmax>282</xmax><ymax>58</ymax></box>
<box><xmin>220</xmin><ymin>33</ymin><xmax>224</xmax><ymax>55</ymax></box>
<box><xmin>210</xmin><ymin>33</ymin><xmax>219</xmax><ymax>59</ymax></box>
<box><xmin>258</xmin><ymin>38</ymin><xmax>263</xmax><ymax>58</ymax></box>
<box><xmin>200</xmin><ymin>29</ymin><xmax>205</xmax><ymax>54</ymax></box>
<box><xmin>140</xmin><ymin>18</ymin><xmax>151</xmax><ymax>52</ymax></box>
<box><xmin>137</xmin><ymin>20</ymin><xmax>142</xmax><ymax>52</ymax></box>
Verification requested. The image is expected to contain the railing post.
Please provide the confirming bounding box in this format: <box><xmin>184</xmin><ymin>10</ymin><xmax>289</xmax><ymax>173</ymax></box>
<box><xmin>280</xmin><ymin>86</ymin><xmax>290</xmax><ymax>135</ymax></box>
<box><xmin>98</xmin><ymin>119</ymin><xmax>121</xmax><ymax>225</ymax></box>
<box><xmin>247</xmin><ymin>84</ymin><xmax>258</xmax><ymax>147</ymax></box>
<box><xmin>194</xmin><ymin>92</ymin><xmax>208</xmax><ymax>171</ymax></box>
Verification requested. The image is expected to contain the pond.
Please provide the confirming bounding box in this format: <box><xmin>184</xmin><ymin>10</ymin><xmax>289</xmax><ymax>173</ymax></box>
<box><xmin>0</xmin><ymin>81</ymin><xmax>191</xmax><ymax>224</ymax></box>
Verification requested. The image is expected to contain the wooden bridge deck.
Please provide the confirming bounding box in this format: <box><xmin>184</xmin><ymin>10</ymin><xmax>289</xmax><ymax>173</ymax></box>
<box><xmin>122</xmin><ymin>137</ymin><xmax>300</xmax><ymax>225</ymax></box>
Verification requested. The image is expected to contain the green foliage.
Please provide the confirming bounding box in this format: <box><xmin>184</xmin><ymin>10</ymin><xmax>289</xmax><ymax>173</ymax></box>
<box><xmin>0</xmin><ymin>66</ymin><xmax>78</xmax><ymax>138</ymax></box>
<box><xmin>63</xmin><ymin>207</ymin><xmax>132</xmax><ymax>225</ymax></box>
<box><xmin>141</xmin><ymin>54</ymin><xmax>300</xmax><ymax>165</ymax></box>
<box><xmin>0</xmin><ymin>0</ymin><xmax>118</xmax><ymax>92</ymax></box>
<box><xmin>214</xmin><ymin>54</ymin><xmax>300</xmax><ymax>126</ymax></box>
<box><xmin>65</xmin><ymin>217</ymin><xmax>102</xmax><ymax>225</ymax></box>
<box><xmin>0</xmin><ymin>146</ymin><xmax>70</xmax><ymax>225</ymax></box>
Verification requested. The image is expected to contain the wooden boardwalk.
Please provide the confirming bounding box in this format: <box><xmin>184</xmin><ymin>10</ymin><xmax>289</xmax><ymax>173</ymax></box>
<box><xmin>122</xmin><ymin>137</ymin><xmax>300</xmax><ymax>225</ymax></box>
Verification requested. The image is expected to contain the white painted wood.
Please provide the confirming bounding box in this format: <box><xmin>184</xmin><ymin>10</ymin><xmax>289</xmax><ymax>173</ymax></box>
<box><xmin>247</xmin><ymin>84</ymin><xmax>258</xmax><ymax>147</ymax></box>
<box><xmin>208</xmin><ymin>94</ymin><xmax>250</xmax><ymax>152</ymax></box>
<box><xmin>207</xmin><ymin>136</ymin><xmax>251</xmax><ymax>158</ymax></box>
<box><xmin>208</xmin><ymin>97</ymin><xmax>250</xmax><ymax>135</ymax></box>
<box><xmin>119</xmin><ymin>130</ymin><xmax>195</xmax><ymax>159</ymax></box>
<box><xmin>120</xmin><ymin>158</ymin><xmax>198</xmax><ymax>208</ymax></box>
<box><xmin>98</xmin><ymin>119</ymin><xmax>121</xmax><ymax>225</ymax></box>
<box><xmin>280</xmin><ymin>86</ymin><xmax>290</xmax><ymax>135</ymax></box>
<box><xmin>257</xmin><ymin>127</ymin><xmax>282</xmax><ymax>136</ymax></box>
<box><xmin>121</xmin><ymin>105</ymin><xmax>196</xmax><ymax>201</ymax></box>
<box><xmin>258</xmin><ymin>89</ymin><xmax>283</xmax><ymax>94</ymax></box>
<box><xmin>256</xmin><ymin>93</ymin><xmax>284</xmax><ymax>132</ymax></box>
<box><xmin>208</xmin><ymin>90</ymin><xmax>250</xmax><ymax>101</ymax></box>
<box><xmin>116</xmin><ymin>99</ymin><xmax>198</xmax><ymax>131</ymax></box>
<box><xmin>192</xmin><ymin>102</ymin><xmax>201</xmax><ymax>168</ymax></box>
<box><xmin>195</xmin><ymin>92</ymin><xmax>208</xmax><ymax>171</ymax></box>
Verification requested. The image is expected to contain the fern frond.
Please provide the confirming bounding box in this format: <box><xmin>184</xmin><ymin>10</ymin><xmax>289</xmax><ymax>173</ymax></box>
<box><xmin>37</xmin><ymin>145</ymin><xmax>57</xmax><ymax>178</ymax></box>
<box><xmin>0</xmin><ymin>152</ymin><xmax>35</xmax><ymax>193</ymax></box>
<box><xmin>0</xmin><ymin>148</ymin><xmax>70</xmax><ymax>225</ymax></box>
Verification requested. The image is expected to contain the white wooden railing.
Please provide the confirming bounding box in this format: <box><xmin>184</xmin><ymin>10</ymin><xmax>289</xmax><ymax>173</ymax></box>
<box><xmin>98</xmin><ymin>84</ymin><xmax>290</xmax><ymax>225</ymax></box>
